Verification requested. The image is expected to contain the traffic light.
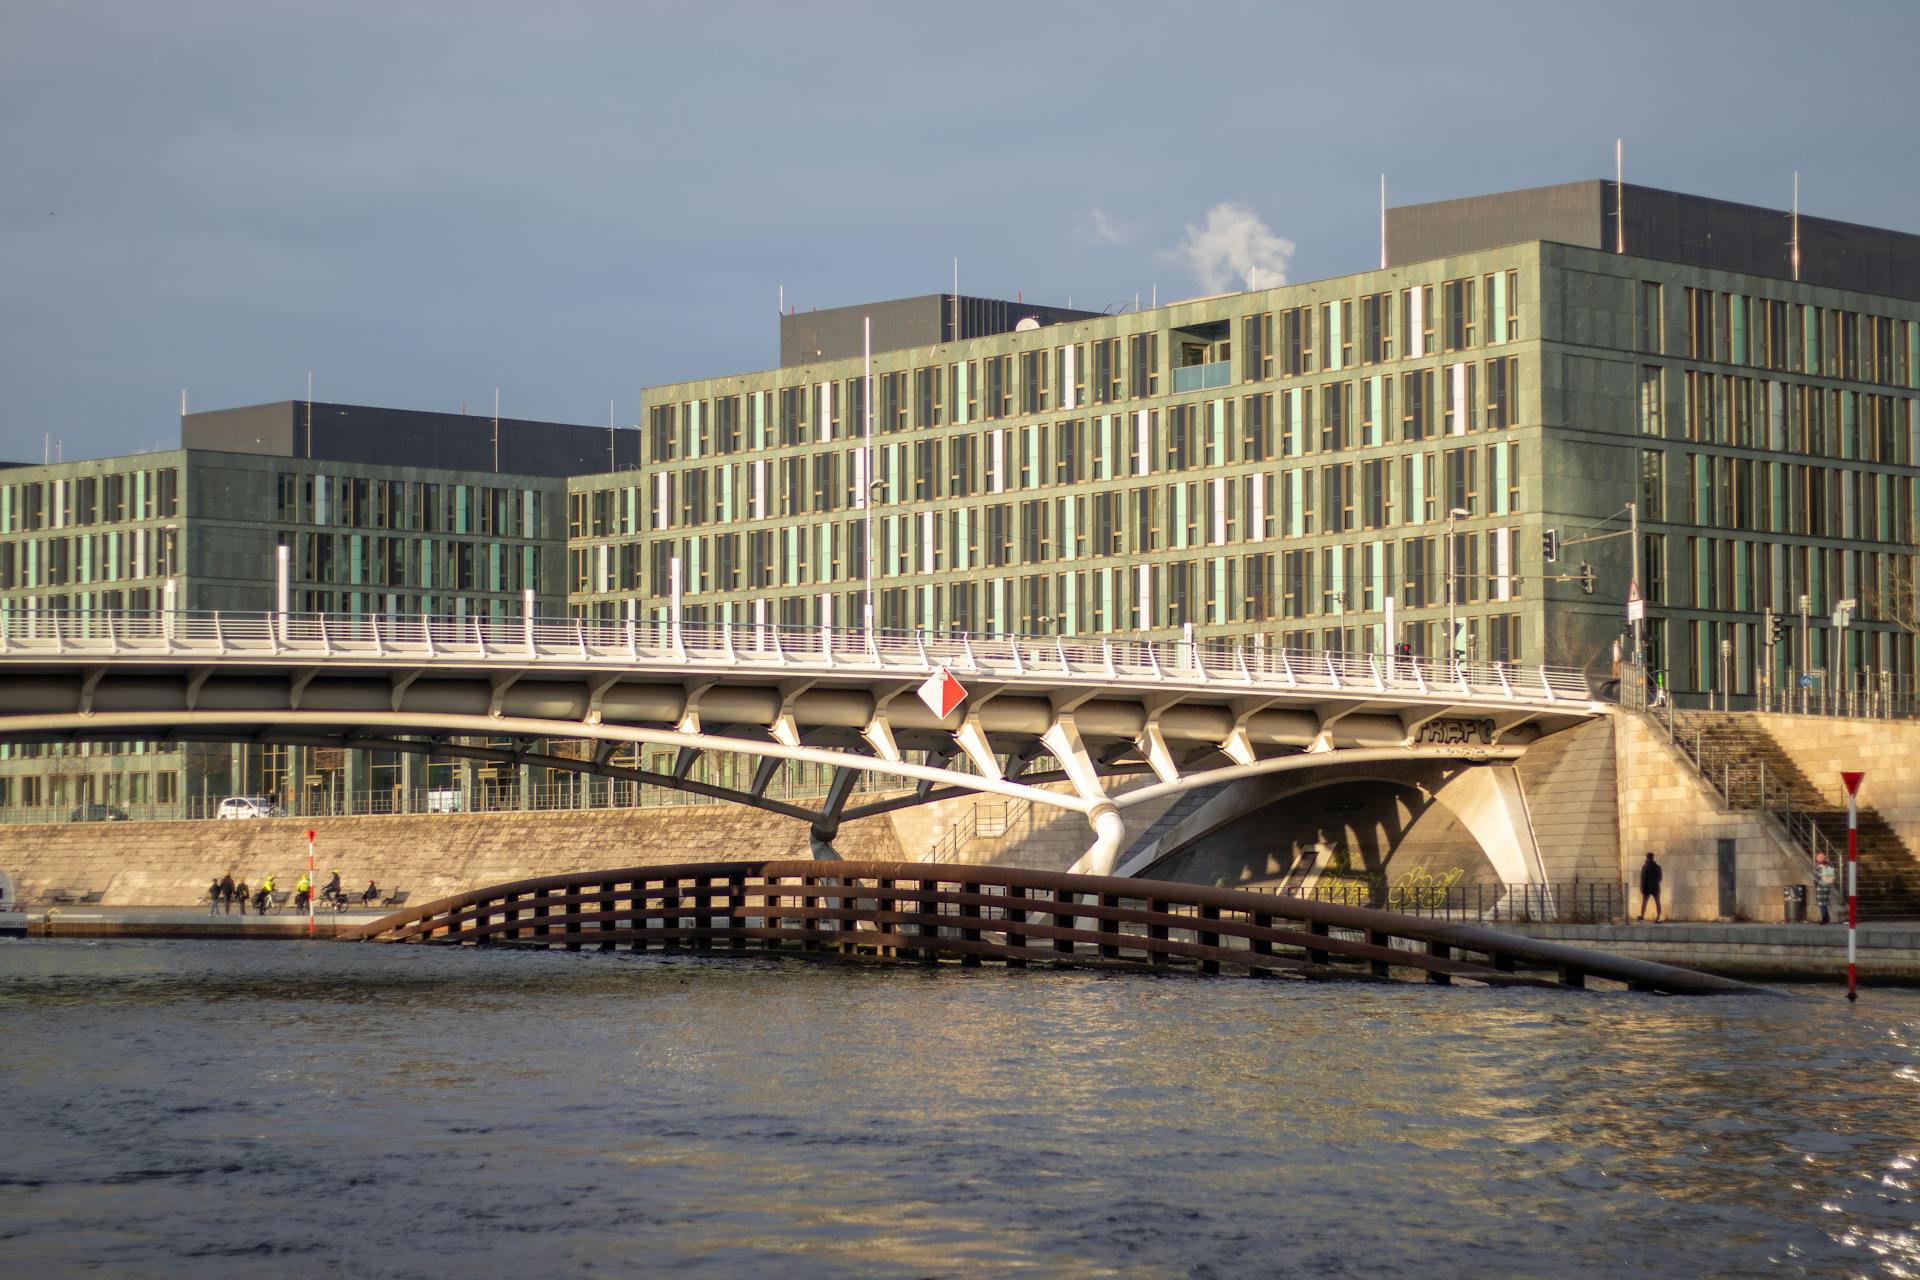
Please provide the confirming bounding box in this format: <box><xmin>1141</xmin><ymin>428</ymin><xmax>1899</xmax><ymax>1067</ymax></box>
<box><xmin>1579</xmin><ymin>561</ymin><xmax>1595</xmax><ymax>594</ymax></box>
<box><xmin>1395</xmin><ymin>643</ymin><xmax>1413</xmax><ymax>657</ymax></box>
<box><xmin>1542</xmin><ymin>529</ymin><xmax>1560</xmax><ymax>563</ymax></box>
<box><xmin>1773</xmin><ymin>615</ymin><xmax>1792</xmax><ymax>641</ymax></box>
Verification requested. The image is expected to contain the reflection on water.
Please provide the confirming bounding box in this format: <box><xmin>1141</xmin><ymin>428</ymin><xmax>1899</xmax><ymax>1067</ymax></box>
<box><xmin>1</xmin><ymin>940</ymin><xmax>1916</xmax><ymax>1278</ymax></box>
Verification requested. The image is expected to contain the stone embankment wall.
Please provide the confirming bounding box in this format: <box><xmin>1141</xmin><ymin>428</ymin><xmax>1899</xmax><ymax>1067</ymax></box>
<box><xmin>0</xmin><ymin>806</ymin><xmax>906</xmax><ymax>907</ymax></box>
<box><xmin>1514</xmin><ymin>718</ymin><xmax>1618</xmax><ymax>883</ymax></box>
<box><xmin>0</xmin><ymin>777</ymin><xmax>1180</xmax><ymax>907</ymax></box>
<box><xmin>1614</xmin><ymin>712</ymin><xmax>1807</xmax><ymax>922</ymax></box>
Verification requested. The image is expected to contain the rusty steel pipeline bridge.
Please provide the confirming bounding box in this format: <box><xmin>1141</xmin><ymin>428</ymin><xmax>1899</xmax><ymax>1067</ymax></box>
<box><xmin>346</xmin><ymin>859</ymin><xmax>1753</xmax><ymax>996</ymax></box>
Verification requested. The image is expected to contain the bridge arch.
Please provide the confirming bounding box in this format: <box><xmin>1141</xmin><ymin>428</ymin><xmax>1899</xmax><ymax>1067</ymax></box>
<box><xmin>1118</xmin><ymin>764</ymin><xmax>1527</xmax><ymax>893</ymax></box>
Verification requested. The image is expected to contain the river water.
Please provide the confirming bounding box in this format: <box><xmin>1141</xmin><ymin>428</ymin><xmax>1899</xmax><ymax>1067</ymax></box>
<box><xmin>1</xmin><ymin>940</ymin><xmax>1916</xmax><ymax>1278</ymax></box>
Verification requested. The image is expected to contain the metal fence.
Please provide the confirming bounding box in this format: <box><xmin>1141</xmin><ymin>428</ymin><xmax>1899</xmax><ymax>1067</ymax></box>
<box><xmin>1621</xmin><ymin>656</ymin><xmax>1920</xmax><ymax>723</ymax></box>
<box><xmin>1265</xmin><ymin>880</ymin><xmax>1629</xmax><ymax>923</ymax></box>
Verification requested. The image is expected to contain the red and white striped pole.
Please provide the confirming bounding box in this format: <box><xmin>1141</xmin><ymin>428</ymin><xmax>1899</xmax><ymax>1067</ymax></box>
<box><xmin>305</xmin><ymin>828</ymin><xmax>317</xmax><ymax>938</ymax></box>
<box><xmin>1840</xmin><ymin>772</ymin><xmax>1863</xmax><ymax>1002</ymax></box>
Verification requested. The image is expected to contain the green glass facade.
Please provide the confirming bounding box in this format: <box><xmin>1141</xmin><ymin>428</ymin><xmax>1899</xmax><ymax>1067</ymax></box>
<box><xmin>0</xmin><ymin>450</ymin><xmax>567</xmax><ymax>819</ymax></box>
<box><xmin>569</xmin><ymin>240</ymin><xmax>1920</xmax><ymax>699</ymax></box>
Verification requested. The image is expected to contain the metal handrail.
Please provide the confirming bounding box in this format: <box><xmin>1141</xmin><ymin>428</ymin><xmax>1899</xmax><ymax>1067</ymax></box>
<box><xmin>1660</xmin><ymin>711</ymin><xmax>1839</xmax><ymax>866</ymax></box>
<box><xmin>0</xmin><ymin>609</ymin><xmax>1596</xmax><ymax>709</ymax></box>
<box><xmin>927</xmin><ymin>795</ymin><xmax>1034</xmax><ymax>864</ymax></box>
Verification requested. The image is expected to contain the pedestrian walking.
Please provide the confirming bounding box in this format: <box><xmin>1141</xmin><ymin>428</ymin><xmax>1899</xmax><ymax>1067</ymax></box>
<box><xmin>219</xmin><ymin>873</ymin><xmax>235</xmax><ymax>915</ymax></box>
<box><xmin>294</xmin><ymin>872</ymin><xmax>311</xmax><ymax>911</ymax></box>
<box><xmin>207</xmin><ymin>878</ymin><xmax>222</xmax><ymax>915</ymax></box>
<box><xmin>1814</xmin><ymin>853</ymin><xmax>1837</xmax><ymax>925</ymax></box>
<box><xmin>1637</xmin><ymin>851</ymin><xmax>1664</xmax><ymax>922</ymax></box>
<box><xmin>234</xmin><ymin>878</ymin><xmax>249</xmax><ymax>916</ymax></box>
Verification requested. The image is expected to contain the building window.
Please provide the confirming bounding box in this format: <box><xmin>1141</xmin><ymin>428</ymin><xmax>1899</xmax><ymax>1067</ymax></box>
<box><xmin>1636</xmin><ymin>366</ymin><xmax>1664</xmax><ymax>436</ymax></box>
<box><xmin>1127</xmin><ymin>333</ymin><xmax>1157</xmax><ymax>399</ymax></box>
<box><xmin>1485</xmin><ymin>357</ymin><xmax>1519</xmax><ymax>429</ymax></box>
<box><xmin>1638</xmin><ymin>281</ymin><xmax>1664</xmax><ymax>354</ymax></box>
<box><xmin>1640</xmin><ymin>450</ymin><xmax>1665</xmax><ymax>521</ymax></box>
<box><xmin>1443</xmin><ymin>277</ymin><xmax>1476</xmax><ymax>351</ymax></box>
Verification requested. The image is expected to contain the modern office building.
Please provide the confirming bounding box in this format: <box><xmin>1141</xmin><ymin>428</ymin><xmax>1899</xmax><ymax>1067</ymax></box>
<box><xmin>0</xmin><ymin>402</ymin><xmax>598</xmax><ymax>819</ymax></box>
<box><xmin>568</xmin><ymin>181</ymin><xmax>1920</xmax><ymax>708</ymax></box>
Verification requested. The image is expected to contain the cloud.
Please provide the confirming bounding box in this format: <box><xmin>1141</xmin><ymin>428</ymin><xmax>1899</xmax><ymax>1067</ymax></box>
<box><xmin>1163</xmin><ymin>202</ymin><xmax>1295</xmax><ymax>293</ymax></box>
<box><xmin>1076</xmin><ymin>206</ymin><xmax>1136</xmax><ymax>247</ymax></box>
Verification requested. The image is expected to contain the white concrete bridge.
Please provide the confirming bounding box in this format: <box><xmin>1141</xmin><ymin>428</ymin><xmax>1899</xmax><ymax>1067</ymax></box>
<box><xmin>0</xmin><ymin>612</ymin><xmax>1603</xmax><ymax>873</ymax></box>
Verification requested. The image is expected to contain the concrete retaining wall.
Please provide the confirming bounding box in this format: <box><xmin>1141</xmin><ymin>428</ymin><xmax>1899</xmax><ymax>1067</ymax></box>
<box><xmin>1614</xmin><ymin>712</ymin><xmax>1809</xmax><ymax>922</ymax></box>
<box><xmin>1515</xmin><ymin>718</ymin><xmax>1618</xmax><ymax>882</ymax></box>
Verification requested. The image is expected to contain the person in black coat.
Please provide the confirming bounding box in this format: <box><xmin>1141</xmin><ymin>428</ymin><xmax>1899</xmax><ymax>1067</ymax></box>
<box><xmin>1637</xmin><ymin>851</ymin><xmax>1664</xmax><ymax>922</ymax></box>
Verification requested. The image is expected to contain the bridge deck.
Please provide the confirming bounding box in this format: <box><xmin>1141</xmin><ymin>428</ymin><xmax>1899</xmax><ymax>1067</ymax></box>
<box><xmin>0</xmin><ymin>611</ymin><xmax>1594</xmax><ymax>708</ymax></box>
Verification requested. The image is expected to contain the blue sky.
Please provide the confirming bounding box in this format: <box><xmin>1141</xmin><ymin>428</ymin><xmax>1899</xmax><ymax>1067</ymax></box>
<box><xmin>2</xmin><ymin>0</ymin><xmax>1914</xmax><ymax>460</ymax></box>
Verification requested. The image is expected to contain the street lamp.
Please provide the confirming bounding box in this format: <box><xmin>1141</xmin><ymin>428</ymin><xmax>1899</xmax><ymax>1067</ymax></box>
<box><xmin>862</xmin><ymin>316</ymin><xmax>875</xmax><ymax>646</ymax></box>
<box><xmin>1445</xmin><ymin>507</ymin><xmax>1470</xmax><ymax>665</ymax></box>
<box><xmin>863</xmin><ymin>479</ymin><xmax>886</xmax><ymax>636</ymax></box>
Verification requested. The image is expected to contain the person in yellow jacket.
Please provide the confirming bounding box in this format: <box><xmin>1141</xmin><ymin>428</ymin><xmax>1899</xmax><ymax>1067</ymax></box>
<box><xmin>294</xmin><ymin>872</ymin><xmax>312</xmax><ymax>911</ymax></box>
<box><xmin>255</xmin><ymin>875</ymin><xmax>275</xmax><ymax>915</ymax></box>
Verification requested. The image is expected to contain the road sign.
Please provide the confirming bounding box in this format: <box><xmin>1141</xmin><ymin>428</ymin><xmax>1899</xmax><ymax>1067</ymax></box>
<box><xmin>1626</xmin><ymin>582</ymin><xmax>1644</xmax><ymax>623</ymax></box>
<box><xmin>1799</xmin><ymin>674</ymin><xmax>1814</xmax><ymax>689</ymax></box>
<box><xmin>916</xmin><ymin>667</ymin><xmax>967</xmax><ymax>719</ymax></box>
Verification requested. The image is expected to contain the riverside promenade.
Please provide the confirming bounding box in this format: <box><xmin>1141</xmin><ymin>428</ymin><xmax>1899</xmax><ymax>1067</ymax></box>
<box><xmin>2</xmin><ymin>906</ymin><xmax>385</xmax><ymax>940</ymax></box>
<box><xmin>9</xmin><ymin>903</ymin><xmax>1917</xmax><ymax>984</ymax></box>
<box><xmin>1486</xmin><ymin>920</ymin><xmax>1920</xmax><ymax>983</ymax></box>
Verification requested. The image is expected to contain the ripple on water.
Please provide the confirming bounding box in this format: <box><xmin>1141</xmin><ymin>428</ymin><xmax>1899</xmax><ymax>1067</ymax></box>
<box><xmin>0</xmin><ymin>939</ymin><xmax>1916</xmax><ymax>1278</ymax></box>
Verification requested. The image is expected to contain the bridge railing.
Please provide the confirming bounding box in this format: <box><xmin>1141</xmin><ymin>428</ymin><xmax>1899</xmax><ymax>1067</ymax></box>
<box><xmin>0</xmin><ymin>610</ymin><xmax>1594</xmax><ymax>707</ymax></box>
<box><xmin>345</xmin><ymin>859</ymin><xmax>1750</xmax><ymax>996</ymax></box>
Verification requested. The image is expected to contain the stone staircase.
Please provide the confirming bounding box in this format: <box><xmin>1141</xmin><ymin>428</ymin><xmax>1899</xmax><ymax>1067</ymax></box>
<box><xmin>1671</xmin><ymin>712</ymin><xmax>1920</xmax><ymax>919</ymax></box>
<box><xmin>925</xmin><ymin>796</ymin><xmax>1034</xmax><ymax>864</ymax></box>
<box><xmin>1110</xmin><ymin>784</ymin><xmax>1225</xmax><ymax>875</ymax></box>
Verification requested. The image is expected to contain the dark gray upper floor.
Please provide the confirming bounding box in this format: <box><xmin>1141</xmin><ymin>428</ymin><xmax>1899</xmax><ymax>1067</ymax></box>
<box><xmin>181</xmin><ymin>401</ymin><xmax>642</xmax><ymax>478</ymax></box>
<box><xmin>780</xmin><ymin>294</ymin><xmax>1101</xmax><ymax>367</ymax></box>
<box><xmin>1388</xmin><ymin>180</ymin><xmax>1920</xmax><ymax>303</ymax></box>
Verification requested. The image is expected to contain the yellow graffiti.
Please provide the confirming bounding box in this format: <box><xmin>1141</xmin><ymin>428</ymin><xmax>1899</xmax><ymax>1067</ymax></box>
<box><xmin>1387</xmin><ymin>866</ymin><xmax>1464</xmax><ymax>912</ymax></box>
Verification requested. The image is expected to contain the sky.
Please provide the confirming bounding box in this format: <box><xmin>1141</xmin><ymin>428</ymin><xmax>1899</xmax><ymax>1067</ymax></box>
<box><xmin>3</xmin><ymin>0</ymin><xmax>1917</xmax><ymax>462</ymax></box>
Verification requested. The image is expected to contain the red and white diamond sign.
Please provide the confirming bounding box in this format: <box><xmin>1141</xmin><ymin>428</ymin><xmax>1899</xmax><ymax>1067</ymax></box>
<box><xmin>916</xmin><ymin>667</ymin><xmax>968</xmax><ymax>719</ymax></box>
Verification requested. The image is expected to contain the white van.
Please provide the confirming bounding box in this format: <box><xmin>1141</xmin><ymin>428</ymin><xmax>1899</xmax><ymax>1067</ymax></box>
<box><xmin>216</xmin><ymin>796</ymin><xmax>284</xmax><ymax>820</ymax></box>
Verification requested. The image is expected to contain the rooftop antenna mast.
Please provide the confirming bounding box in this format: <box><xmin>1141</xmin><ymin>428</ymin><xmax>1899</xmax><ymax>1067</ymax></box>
<box><xmin>180</xmin><ymin>389</ymin><xmax>187</xmax><ymax>416</ymax></box>
<box><xmin>1615</xmin><ymin>138</ymin><xmax>1625</xmax><ymax>254</ymax></box>
<box><xmin>493</xmin><ymin>388</ymin><xmax>500</xmax><ymax>474</ymax></box>
<box><xmin>951</xmin><ymin>258</ymin><xmax>959</xmax><ymax>342</ymax></box>
<box><xmin>609</xmin><ymin>398</ymin><xmax>616</xmax><ymax>471</ymax></box>
<box><xmin>1792</xmin><ymin>171</ymin><xmax>1802</xmax><ymax>281</ymax></box>
<box><xmin>306</xmin><ymin>371</ymin><xmax>313</xmax><ymax>458</ymax></box>
<box><xmin>1380</xmin><ymin>173</ymin><xmax>1388</xmax><ymax>269</ymax></box>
